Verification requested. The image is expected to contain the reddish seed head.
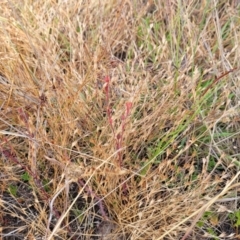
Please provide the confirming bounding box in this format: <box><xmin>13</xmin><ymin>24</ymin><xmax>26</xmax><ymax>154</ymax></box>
<box><xmin>104</xmin><ymin>76</ymin><xmax>110</xmax><ymax>83</ymax></box>
<box><xmin>126</xmin><ymin>102</ymin><xmax>132</xmax><ymax>115</ymax></box>
<box><xmin>104</xmin><ymin>76</ymin><xmax>110</xmax><ymax>94</ymax></box>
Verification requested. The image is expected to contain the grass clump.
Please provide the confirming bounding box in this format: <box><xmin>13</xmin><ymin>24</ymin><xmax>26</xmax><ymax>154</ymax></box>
<box><xmin>1</xmin><ymin>1</ymin><xmax>240</xmax><ymax>239</ymax></box>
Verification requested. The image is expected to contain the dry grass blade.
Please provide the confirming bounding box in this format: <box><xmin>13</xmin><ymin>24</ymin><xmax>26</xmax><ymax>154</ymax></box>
<box><xmin>1</xmin><ymin>0</ymin><xmax>240</xmax><ymax>239</ymax></box>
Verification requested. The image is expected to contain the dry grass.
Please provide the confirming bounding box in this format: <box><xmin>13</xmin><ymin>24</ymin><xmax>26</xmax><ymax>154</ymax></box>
<box><xmin>1</xmin><ymin>0</ymin><xmax>240</xmax><ymax>239</ymax></box>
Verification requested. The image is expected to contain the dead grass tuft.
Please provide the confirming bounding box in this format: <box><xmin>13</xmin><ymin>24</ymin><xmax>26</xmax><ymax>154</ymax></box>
<box><xmin>1</xmin><ymin>0</ymin><xmax>240</xmax><ymax>239</ymax></box>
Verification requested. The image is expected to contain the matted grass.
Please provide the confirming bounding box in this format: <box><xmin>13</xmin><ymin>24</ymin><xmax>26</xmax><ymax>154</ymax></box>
<box><xmin>1</xmin><ymin>1</ymin><xmax>240</xmax><ymax>239</ymax></box>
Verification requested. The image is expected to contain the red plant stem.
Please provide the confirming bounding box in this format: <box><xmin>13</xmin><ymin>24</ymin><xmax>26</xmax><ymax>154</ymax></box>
<box><xmin>201</xmin><ymin>68</ymin><xmax>237</xmax><ymax>97</ymax></box>
<box><xmin>1</xmin><ymin>142</ymin><xmax>78</xmax><ymax>236</ymax></box>
<box><xmin>2</xmin><ymin>147</ymin><xmax>49</xmax><ymax>200</ymax></box>
<box><xmin>103</xmin><ymin>76</ymin><xmax>132</xmax><ymax>196</ymax></box>
<box><xmin>78</xmin><ymin>179</ymin><xmax>108</xmax><ymax>220</ymax></box>
<box><xmin>104</xmin><ymin>76</ymin><xmax>133</xmax><ymax>168</ymax></box>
